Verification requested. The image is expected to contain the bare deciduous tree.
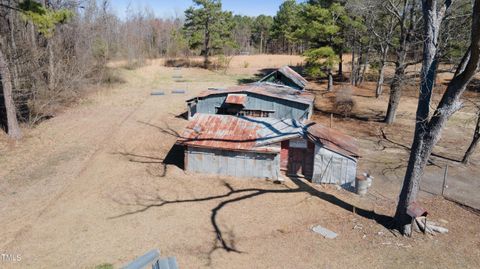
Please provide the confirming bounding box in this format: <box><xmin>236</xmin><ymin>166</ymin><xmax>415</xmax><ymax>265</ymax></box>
<box><xmin>462</xmin><ymin>108</ymin><xmax>480</xmax><ymax>164</ymax></box>
<box><xmin>0</xmin><ymin>45</ymin><xmax>22</xmax><ymax>139</ymax></box>
<box><xmin>395</xmin><ymin>0</ymin><xmax>480</xmax><ymax>235</ymax></box>
<box><xmin>384</xmin><ymin>0</ymin><xmax>422</xmax><ymax>124</ymax></box>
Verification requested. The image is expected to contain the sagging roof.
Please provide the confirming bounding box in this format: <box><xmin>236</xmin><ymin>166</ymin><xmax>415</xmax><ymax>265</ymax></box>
<box><xmin>187</xmin><ymin>82</ymin><xmax>314</xmax><ymax>106</ymax></box>
<box><xmin>178</xmin><ymin>114</ymin><xmax>302</xmax><ymax>153</ymax></box>
<box><xmin>225</xmin><ymin>94</ymin><xmax>247</xmax><ymax>106</ymax></box>
<box><xmin>304</xmin><ymin>122</ymin><xmax>360</xmax><ymax>158</ymax></box>
<box><xmin>259</xmin><ymin>66</ymin><xmax>308</xmax><ymax>90</ymax></box>
<box><xmin>178</xmin><ymin>114</ymin><xmax>360</xmax><ymax>158</ymax></box>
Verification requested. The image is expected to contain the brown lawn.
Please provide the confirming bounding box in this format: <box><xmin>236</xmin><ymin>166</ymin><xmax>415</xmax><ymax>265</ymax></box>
<box><xmin>0</xmin><ymin>55</ymin><xmax>479</xmax><ymax>269</ymax></box>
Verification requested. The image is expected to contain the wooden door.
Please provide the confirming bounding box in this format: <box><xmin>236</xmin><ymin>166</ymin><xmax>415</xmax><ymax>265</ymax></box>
<box><xmin>288</xmin><ymin>147</ymin><xmax>304</xmax><ymax>176</ymax></box>
<box><xmin>287</xmin><ymin>139</ymin><xmax>315</xmax><ymax>179</ymax></box>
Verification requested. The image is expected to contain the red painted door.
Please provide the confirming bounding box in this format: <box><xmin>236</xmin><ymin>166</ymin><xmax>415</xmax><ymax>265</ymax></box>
<box><xmin>287</xmin><ymin>140</ymin><xmax>315</xmax><ymax>179</ymax></box>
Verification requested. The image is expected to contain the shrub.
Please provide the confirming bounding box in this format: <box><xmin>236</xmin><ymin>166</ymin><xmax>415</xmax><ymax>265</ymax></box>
<box><xmin>335</xmin><ymin>86</ymin><xmax>355</xmax><ymax>117</ymax></box>
<box><xmin>164</xmin><ymin>58</ymin><xmax>191</xmax><ymax>67</ymax></box>
<box><xmin>211</xmin><ymin>54</ymin><xmax>234</xmax><ymax>73</ymax></box>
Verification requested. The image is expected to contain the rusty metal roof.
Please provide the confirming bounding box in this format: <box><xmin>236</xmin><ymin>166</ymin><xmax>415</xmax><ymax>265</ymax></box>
<box><xmin>190</xmin><ymin>83</ymin><xmax>314</xmax><ymax>105</ymax></box>
<box><xmin>178</xmin><ymin>114</ymin><xmax>302</xmax><ymax>153</ymax></box>
<box><xmin>259</xmin><ymin>66</ymin><xmax>308</xmax><ymax>90</ymax></box>
<box><xmin>304</xmin><ymin>122</ymin><xmax>360</xmax><ymax>158</ymax></box>
<box><xmin>178</xmin><ymin>115</ymin><xmax>360</xmax><ymax>158</ymax></box>
<box><xmin>225</xmin><ymin>94</ymin><xmax>247</xmax><ymax>106</ymax></box>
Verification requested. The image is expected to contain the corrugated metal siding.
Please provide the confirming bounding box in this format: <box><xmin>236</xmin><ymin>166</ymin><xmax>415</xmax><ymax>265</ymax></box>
<box><xmin>186</xmin><ymin>147</ymin><xmax>280</xmax><ymax>180</ymax></box>
<box><xmin>311</xmin><ymin>145</ymin><xmax>357</xmax><ymax>185</ymax></box>
<box><xmin>195</xmin><ymin>93</ymin><xmax>310</xmax><ymax>120</ymax></box>
<box><xmin>196</xmin><ymin>95</ymin><xmax>225</xmax><ymax>115</ymax></box>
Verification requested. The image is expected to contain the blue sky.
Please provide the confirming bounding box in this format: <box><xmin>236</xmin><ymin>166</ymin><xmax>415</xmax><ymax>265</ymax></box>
<box><xmin>109</xmin><ymin>0</ymin><xmax>289</xmax><ymax>18</ymax></box>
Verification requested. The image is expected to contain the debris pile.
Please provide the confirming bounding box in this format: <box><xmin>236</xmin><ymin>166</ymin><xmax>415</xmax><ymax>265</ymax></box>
<box><xmin>414</xmin><ymin>217</ymin><xmax>449</xmax><ymax>235</ymax></box>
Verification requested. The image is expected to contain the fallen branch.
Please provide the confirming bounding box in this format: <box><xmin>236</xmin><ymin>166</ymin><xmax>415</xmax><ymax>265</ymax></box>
<box><xmin>415</xmin><ymin>217</ymin><xmax>448</xmax><ymax>234</ymax></box>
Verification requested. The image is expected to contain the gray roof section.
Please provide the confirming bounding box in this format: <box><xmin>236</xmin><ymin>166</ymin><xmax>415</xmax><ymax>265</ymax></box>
<box><xmin>259</xmin><ymin>66</ymin><xmax>308</xmax><ymax>90</ymax></box>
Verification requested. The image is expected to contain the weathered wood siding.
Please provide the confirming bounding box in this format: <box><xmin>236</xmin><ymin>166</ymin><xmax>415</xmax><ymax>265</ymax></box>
<box><xmin>186</xmin><ymin>147</ymin><xmax>280</xmax><ymax>180</ymax></box>
<box><xmin>312</xmin><ymin>145</ymin><xmax>357</xmax><ymax>185</ymax></box>
<box><xmin>192</xmin><ymin>93</ymin><xmax>311</xmax><ymax>120</ymax></box>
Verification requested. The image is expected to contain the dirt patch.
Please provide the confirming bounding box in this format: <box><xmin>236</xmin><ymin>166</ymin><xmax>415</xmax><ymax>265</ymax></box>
<box><xmin>0</xmin><ymin>55</ymin><xmax>479</xmax><ymax>269</ymax></box>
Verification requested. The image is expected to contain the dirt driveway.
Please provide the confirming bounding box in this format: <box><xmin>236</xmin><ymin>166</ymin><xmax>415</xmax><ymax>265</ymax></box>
<box><xmin>1</xmin><ymin>58</ymin><xmax>480</xmax><ymax>269</ymax></box>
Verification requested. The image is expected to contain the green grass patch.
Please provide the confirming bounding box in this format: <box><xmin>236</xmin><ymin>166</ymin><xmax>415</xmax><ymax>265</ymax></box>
<box><xmin>94</xmin><ymin>263</ymin><xmax>114</xmax><ymax>269</ymax></box>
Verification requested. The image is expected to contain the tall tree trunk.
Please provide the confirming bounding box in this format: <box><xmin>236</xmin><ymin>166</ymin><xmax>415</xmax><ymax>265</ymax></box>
<box><xmin>327</xmin><ymin>69</ymin><xmax>333</xmax><ymax>92</ymax></box>
<box><xmin>384</xmin><ymin>56</ymin><xmax>406</xmax><ymax>124</ymax></box>
<box><xmin>203</xmin><ymin>22</ymin><xmax>210</xmax><ymax>68</ymax></box>
<box><xmin>354</xmin><ymin>44</ymin><xmax>363</xmax><ymax>86</ymax></box>
<box><xmin>47</xmin><ymin>39</ymin><xmax>55</xmax><ymax>89</ymax></box>
<box><xmin>338</xmin><ymin>46</ymin><xmax>343</xmax><ymax>78</ymax></box>
<box><xmin>359</xmin><ymin>45</ymin><xmax>371</xmax><ymax>85</ymax></box>
<box><xmin>259</xmin><ymin>31</ymin><xmax>264</xmax><ymax>54</ymax></box>
<box><xmin>384</xmin><ymin>0</ymin><xmax>416</xmax><ymax>124</ymax></box>
<box><xmin>394</xmin><ymin>0</ymin><xmax>471</xmax><ymax>236</ymax></box>
<box><xmin>376</xmin><ymin>46</ymin><xmax>389</xmax><ymax>98</ymax></box>
<box><xmin>30</xmin><ymin>22</ymin><xmax>37</xmax><ymax>52</ymax></box>
<box><xmin>9</xmin><ymin>7</ymin><xmax>20</xmax><ymax>93</ymax></box>
<box><xmin>350</xmin><ymin>42</ymin><xmax>356</xmax><ymax>85</ymax></box>
<box><xmin>462</xmin><ymin>112</ymin><xmax>480</xmax><ymax>164</ymax></box>
<box><xmin>0</xmin><ymin>48</ymin><xmax>22</xmax><ymax>139</ymax></box>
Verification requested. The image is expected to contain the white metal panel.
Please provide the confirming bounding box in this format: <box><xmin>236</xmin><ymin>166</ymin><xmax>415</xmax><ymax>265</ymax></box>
<box><xmin>186</xmin><ymin>148</ymin><xmax>280</xmax><ymax>180</ymax></box>
<box><xmin>312</xmin><ymin>144</ymin><xmax>357</xmax><ymax>185</ymax></box>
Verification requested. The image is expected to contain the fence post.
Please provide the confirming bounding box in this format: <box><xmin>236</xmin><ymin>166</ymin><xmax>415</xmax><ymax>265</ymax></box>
<box><xmin>442</xmin><ymin>164</ymin><xmax>449</xmax><ymax>196</ymax></box>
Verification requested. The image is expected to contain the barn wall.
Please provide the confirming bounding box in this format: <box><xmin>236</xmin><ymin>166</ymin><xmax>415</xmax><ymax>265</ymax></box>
<box><xmin>311</xmin><ymin>145</ymin><xmax>357</xmax><ymax>185</ymax></box>
<box><xmin>194</xmin><ymin>93</ymin><xmax>310</xmax><ymax>120</ymax></box>
<box><xmin>186</xmin><ymin>147</ymin><xmax>280</xmax><ymax>180</ymax></box>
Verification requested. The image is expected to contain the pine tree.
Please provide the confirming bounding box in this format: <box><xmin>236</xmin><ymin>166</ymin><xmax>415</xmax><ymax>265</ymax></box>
<box><xmin>183</xmin><ymin>0</ymin><xmax>234</xmax><ymax>68</ymax></box>
<box><xmin>271</xmin><ymin>0</ymin><xmax>301</xmax><ymax>54</ymax></box>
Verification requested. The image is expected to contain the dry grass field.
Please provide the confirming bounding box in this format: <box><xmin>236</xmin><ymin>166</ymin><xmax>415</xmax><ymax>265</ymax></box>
<box><xmin>1</xmin><ymin>55</ymin><xmax>479</xmax><ymax>269</ymax></box>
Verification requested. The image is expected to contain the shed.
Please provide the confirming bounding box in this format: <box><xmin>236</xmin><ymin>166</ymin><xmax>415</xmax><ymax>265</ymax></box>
<box><xmin>259</xmin><ymin>66</ymin><xmax>308</xmax><ymax>90</ymax></box>
<box><xmin>186</xmin><ymin>83</ymin><xmax>314</xmax><ymax>121</ymax></box>
<box><xmin>177</xmin><ymin>114</ymin><xmax>360</xmax><ymax>184</ymax></box>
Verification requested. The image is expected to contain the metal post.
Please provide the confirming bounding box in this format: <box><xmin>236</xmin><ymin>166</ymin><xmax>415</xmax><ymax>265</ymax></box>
<box><xmin>442</xmin><ymin>164</ymin><xmax>448</xmax><ymax>196</ymax></box>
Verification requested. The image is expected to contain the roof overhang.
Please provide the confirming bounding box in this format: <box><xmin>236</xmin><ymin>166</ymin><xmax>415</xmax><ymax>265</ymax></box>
<box><xmin>225</xmin><ymin>94</ymin><xmax>247</xmax><ymax>106</ymax></box>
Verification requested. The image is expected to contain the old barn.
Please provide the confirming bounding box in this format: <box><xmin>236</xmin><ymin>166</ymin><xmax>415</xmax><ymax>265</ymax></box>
<box><xmin>177</xmin><ymin>114</ymin><xmax>359</xmax><ymax>185</ymax></box>
<box><xmin>186</xmin><ymin>82</ymin><xmax>314</xmax><ymax>121</ymax></box>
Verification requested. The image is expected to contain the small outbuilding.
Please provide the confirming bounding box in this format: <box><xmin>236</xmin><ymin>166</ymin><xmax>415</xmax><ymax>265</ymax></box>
<box><xmin>177</xmin><ymin>114</ymin><xmax>360</xmax><ymax>185</ymax></box>
<box><xmin>186</xmin><ymin>82</ymin><xmax>314</xmax><ymax>121</ymax></box>
<box><xmin>259</xmin><ymin>66</ymin><xmax>308</xmax><ymax>90</ymax></box>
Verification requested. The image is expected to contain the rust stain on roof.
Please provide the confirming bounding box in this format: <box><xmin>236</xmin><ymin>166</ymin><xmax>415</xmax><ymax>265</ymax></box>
<box><xmin>178</xmin><ymin>115</ymin><xmax>360</xmax><ymax>158</ymax></box>
<box><xmin>225</xmin><ymin>94</ymin><xmax>247</xmax><ymax>106</ymax></box>
<box><xmin>178</xmin><ymin>114</ymin><xmax>302</xmax><ymax>153</ymax></box>
<box><xmin>305</xmin><ymin>122</ymin><xmax>360</xmax><ymax>158</ymax></box>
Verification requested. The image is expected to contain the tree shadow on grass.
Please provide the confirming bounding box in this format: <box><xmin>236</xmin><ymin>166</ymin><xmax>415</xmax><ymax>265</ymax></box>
<box><xmin>109</xmin><ymin>176</ymin><xmax>395</xmax><ymax>260</ymax></box>
<box><xmin>118</xmin><ymin>120</ymin><xmax>396</xmax><ymax>261</ymax></box>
